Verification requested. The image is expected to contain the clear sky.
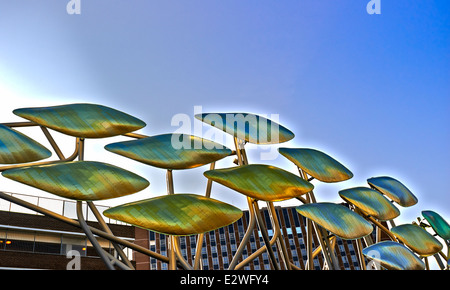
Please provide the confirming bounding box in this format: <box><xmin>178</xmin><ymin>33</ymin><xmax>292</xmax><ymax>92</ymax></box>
<box><xmin>0</xmin><ymin>1</ymin><xmax>449</xmax><ymax>229</ymax></box>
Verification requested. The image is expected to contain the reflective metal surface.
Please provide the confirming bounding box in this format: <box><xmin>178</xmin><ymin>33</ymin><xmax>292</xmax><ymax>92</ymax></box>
<box><xmin>0</xmin><ymin>124</ymin><xmax>52</xmax><ymax>164</ymax></box>
<box><xmin>278</xmin><ymin>148</ymin><xmax>353</xmax><ymax>183</ymax></box>
<box><xmin>367</xmin><ymin>176</ymin><xmax>418</xmax><ymax>207</ymax></box>
<box><xmin>2</xmin><ymin>161</ymin><xmax>149</xmax><ymax>201</ymax></box>
<box><xmin>391</xmin><ymin>224</ymin><xmax>443</xmax><ymax>257</ymax></box>
<box><xmin>204</xmin><ymin>164</ymin><xmax>314</xmax><ymax>202</ymax></box>
<box><xmin>339</xmin><ymin>187</ymin><xmax>400</xmax><ymax>221</ymax></box>
<box><xmin>362</xmin><ymin>241</ymin><xmax>425</xmax><ymax>270</ymax></box>
<box><xmin>104</xmin><ymin>194</ymin><xmax>243</xmax><ymax>236</ymax></box>
<box><xmin>105</xmin><ymin>133</ymin><xmax>232</xmax><ymax>170</ymax></box>
<box><xmin>295</xmin><ymin>202</ymin><xmax>373</xmax><ymax>240</ymax></box>
<box><xmin>422</xmin><ymin>210</ymin><xmax>450</xmax><ymax>241</ymax></box>
<box><xmin>195</xmin><ymin>112</ymin><xmax>294</xmax><ymax>144</ymax></box>
<box><xmin>13</xmin><ymin>103</ymin><xmax>146</xmax><ymax>138</ymax></box>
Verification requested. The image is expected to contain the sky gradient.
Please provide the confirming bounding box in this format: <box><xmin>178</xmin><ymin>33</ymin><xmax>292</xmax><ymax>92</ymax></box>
<box><xmin>0</xmin><ymin>1</ymin><xmax>449</xmax><ymax>229</ymax></box>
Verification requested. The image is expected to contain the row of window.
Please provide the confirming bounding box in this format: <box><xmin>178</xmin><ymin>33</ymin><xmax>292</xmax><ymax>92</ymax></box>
<box><xmin>0</xmin><ymin>228</ymin><xmax>131</xmax><ymax>259</ymax></box>
<box><xmin>147</xmin><ymin>207</ymin><xmax>364</xmax><ymax>270</ymax></box>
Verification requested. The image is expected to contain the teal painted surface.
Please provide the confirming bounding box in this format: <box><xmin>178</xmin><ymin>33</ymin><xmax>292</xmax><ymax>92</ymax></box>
<box><xmin>14</xmin><ymin>103</ymin><xmax>146</xmax><ymax>138</ymax></box>
<box><xmin>367</xmin><ymin>176</ymin><xmax>418</xmax><ymax>207</ymax></box>
<box><xmin>296</xmin><ymin>202</ymin><xmax>373</xmax><ymax>240</ymax></box>
<box><xmin>339</xmin><ymin>187</ymin><xmax>400</xmax><ymax>221</ymax></box>
<box><xmin>278</xmin><ymin>147</ymin><xmax>353</xmax><ymax>183</ymax></box>
<box><xmin>0</xmin><ymin>124</ymin><xmax>51</xmax><ymax>164</ymax></box>
<box><xmin>362</xmin><ymin>241</ymin><xmax>425</xmax><ymax>270</ymax></box>
<box><xmin>204</xmin><ymin>164</ymin><xmax>313</xmax><ymax>202</ymax></box>
<box><xmin>422</xmin><ymin>210</ymin><xmax>450</xmax><ymax>240</ymax></box>
<box><xmin>2</xmin><ymin>161</ymin><xmax>149</xmax><ymax>201</ymax></box>
<box><xmin>195</xmin><ymin>112</ymin><xmax>294</xmax><ymax>144</ymax></box>
<box><xmin>105</xmin><ymin>133</ymin><xmax>232</xmax><ymax>169</ymax></box>
<box><xmin>104</xmin><ymin>194</ymin><xmax>243</xmax><ymax>236</ymax></box>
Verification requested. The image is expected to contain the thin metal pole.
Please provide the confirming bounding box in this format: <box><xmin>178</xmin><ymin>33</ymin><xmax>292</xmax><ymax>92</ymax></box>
<box><xmin>40</xmin><ymin>126</ymin><xmax>66</xmax><ymax>160</ymax></box>
<box><xmin>268</xmin><ymin>202</ymin><xmax>291</xmax><ymax>269</ymax></box>
<box><xmin>87</xmin><ymin>201</ymin><xmax>135</xmax><ymax>269</ymax></box>
<box><xmin>228</xmin><ymin>196</ymin><xmax>257</xmax><ymax>270</ymax></box>
<box><xmin>253</xmin><ymin>200</ymin><xmax>279</xmax><ymax>270</ymax></box>
<box><xmin>194</xmin><ymin>162</ymin><xmax>216</xmax><ymax>269</ymax></box>
<box><xmin>77</xmin><ymin>201</ymin><xmax>114</xmax><ymax>270</ymax></box>
<box><xmin>228</xmin><ymin>137</ymin><xmax>258</xmax><ymax>270</ymax></box>
<box><xmin>234</xmin><ymin>222</ymin><xmax>280</xmax><ymax>270</ymax></box>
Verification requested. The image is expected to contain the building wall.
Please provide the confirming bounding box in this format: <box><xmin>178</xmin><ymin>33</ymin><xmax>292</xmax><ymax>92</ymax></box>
<box><xmin>0</xmin><ymin>210</ymin><xmax>135</xmax><ymax>270</ymax></box>
<box><xmin>135</xmin><ymin>206</ymin><xmax>369</xmax><ymax>270</ymax></box>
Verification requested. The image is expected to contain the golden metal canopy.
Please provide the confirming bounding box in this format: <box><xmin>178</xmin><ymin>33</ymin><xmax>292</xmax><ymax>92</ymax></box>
<box><xmin>103</xmin><ymin>194</ymin><xmax>243</xmax><ymax>236</ymax></box>
<box><xmin>13</xmin><ymin>103</ymin><xmax>146</xmax><ymax>138</ymax></box>
<box><xmin>422</xmin><ymin>210</ymin><xmax>450</xmax><ymax>241</ymax></box>
<box><xmin>367</xmin><ymin>176</ymin><xmax>418</xmax><ymax>207</ymax></box>
<box><xmin>204</xmin><ymin>164</ymin><xmax>314</xmax><ymax>202</ymax></box>
<box><xmin>295</xmin><ymin>202</ymin><xmax>373</xmax><ymax>240</ymax></box>
<box><xmin>0</xmin><ymin>124</ymin><xmax>52</xmax><ymax>164</ymax></box>
<box><xmin>339</xmin><ymin>187</ymin><xmax>400</xmax><ymax>221</ymax></box>
<box><xmin>105</xmin><ymin>133</ymin><xmax>232</xmax><ymax>170</ymax></box>
<box><xmin>390</xmin><ymin>224</ymin><xmax>443</xmax><ymax>257</ymax></box>
<box><xmin>2</xmin><ymin>161</ymin><xmax>149</xmax><ymax>201</ymax></box>
<box><xmin>278</xmin><ymin>148</ymin><xmax>353</xmax><ymax>183</ymax></box>
<box><xmin>362</xmin><ymin>241</ymin><xmax>425</xmax><ymax>270</ymax></box>
<box><xmin>195</xmin><ymin>112</ymin><xmax>294</xmax><ymax>144</ymax></box>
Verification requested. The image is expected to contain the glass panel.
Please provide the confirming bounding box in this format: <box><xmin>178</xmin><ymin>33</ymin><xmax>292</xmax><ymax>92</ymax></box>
<box><xmin>9</xmin><ymin>194</ymin><xmax>38</xmax><ymax>215</ymax></box>
<box><xmin>38</xmin><ymin>198</ymin><xmax>64</xmax><ymax>215</ymax></box>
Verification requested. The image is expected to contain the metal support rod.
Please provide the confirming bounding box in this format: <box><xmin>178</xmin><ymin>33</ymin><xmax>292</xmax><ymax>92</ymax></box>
<box><xmin>166</xmin><ymin>169</ymin><xmax>174</xmax><ymax>195</ymax></box>
<box><xmin>168</xmin><ymin>236</ymin><xmax>177</xmax><ymax>270</ymax></box>
<box><xmin>268</xmin><ymin>202</ymin><xmax>291</xmax><ymax>270</ymax></box>
<box><xmin>228</xmin><ymin>196</ymin><xmax>257</xmax><ymax>270</ymax></box>
<box><xmin>193</xmin><ymin>162</ymin><xmax>216</xmax><ymax>269</ymax></box>
<box><xmin>77</xmin><ymin>201</ymin><xmax>115</xmax><ymax>270</ymax></box>
<box><xmin>2</xmin><ymin>121</ymin><xmax>39</xmax><ymax>127</ymax></box>
<box><xmin>40</xmin><ymin>126</ymin><xmax>66</xmax><ymax>160</ymax></box>
<box><xmin>356</xmin><ymin>238</ymin><xmax>367</xmax><ymax>270</ymax></box>
<box><xmin>234</xmin><ymin>222</ymin><xmax>280</xmax><ymax>270</ymax></box>
<box><xmin>228</xmin><ymin>137</ymin><xmax>260</xmax><ymax>270</ymax></box>
<box><xmin>87</xmin><ymin>201</ymin><xmax>135</xmax><ymax>269</ymax></box>
<box><xmin>253</xmin><ymin>200</ymin><xmax>280</xmax><ymax>270</ymax></box>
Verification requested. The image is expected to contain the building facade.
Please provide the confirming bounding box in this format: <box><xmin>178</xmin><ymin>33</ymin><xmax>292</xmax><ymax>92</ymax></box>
<box><xmin>135</xmin><ymin>205</ymin><xmax>366</xmax><ymax>270</ymax></box>
<box><xmin>0</xmin><ymin>192</ymin><xmax>134</xmax><ymax>270</ymax></box>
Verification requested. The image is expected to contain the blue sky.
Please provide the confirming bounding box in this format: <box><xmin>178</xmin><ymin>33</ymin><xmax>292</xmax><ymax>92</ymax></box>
<box><xmin>0</xmin><ymin>1</ymin><xmax>449</xmax><ymax>228</ymax></box>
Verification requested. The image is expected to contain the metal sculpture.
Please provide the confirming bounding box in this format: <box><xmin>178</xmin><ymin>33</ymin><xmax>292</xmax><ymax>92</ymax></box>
<box><xmin>0</xmin><ymin>103</ymin><xmax>447</xmax><ymax>271</ymax></box>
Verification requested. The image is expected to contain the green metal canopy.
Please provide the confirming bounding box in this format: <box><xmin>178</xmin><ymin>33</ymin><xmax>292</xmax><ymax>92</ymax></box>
<box><xmin>391</xmin><ymin>224</ymin><xmax>443</xmax><ymax>257</ymax></box>
<box><xmin>0</xmin><ymin>124</ymin><xmax>52</xmax><ymax>164</ymax></box>
<box><xmin>339</xmin><ymin>187</ymin><xmax>400</xmax><ymax>221</ymax></box>
<box><xmin>296</xmin><ymin>202</ymin><xmax>373</xmax><ymax>240</ymax></box>
<box><xmin>278</xmin><ymin>148</ymin><xmax>353</xmax><ymax>183</ymax></box>
<box><xmin>103</xmin><ymin>194</ymin><xmax>243</xmax><ymax>236</ymax></box>
<box><xmin>13</xmin><ymin>103</ymin><xmax>146</xmax><ymax>138</ymax></box>
<box><xmin>362</xmin><ymin>241</ymin><xmax>425</xmax><ymax>270</ymax></box>
<box><xmin>2</xmin><ymin>161</ymin><xmax>149</xmax><ymax>201</ymax></box>
<box><xmin>367</xmin><ymin>176</ymin><xmax>418</xmax><ymax>207</ymax></box>
<box><xmin>204</xmin><ymin>164</ymin><xmax>314</xmax><ymax>202</ymax></box>
<box><xmin>105</xmin><ymin>133</ymin><xmax>232</xmax><ymax>170</ymax></box>
<box><xmin>195</xmin><ymin>112</ymin><xmax>294</xmax><ymax>144</ymax></box>
<box><xmin>422</xmin><ymin>210</ymin><xmax>450</xmax><ymax>241</ymax></box>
